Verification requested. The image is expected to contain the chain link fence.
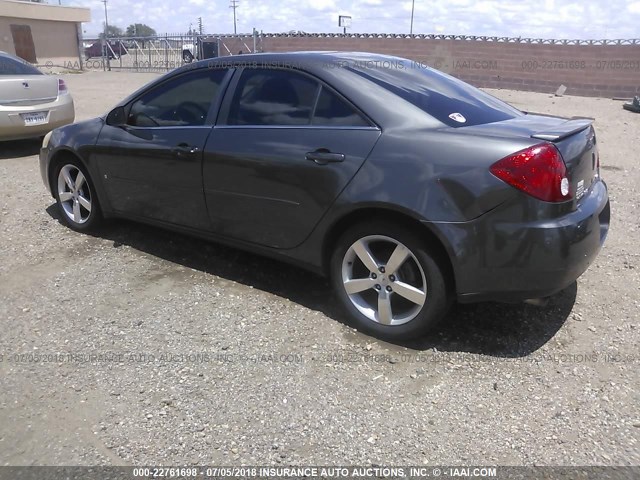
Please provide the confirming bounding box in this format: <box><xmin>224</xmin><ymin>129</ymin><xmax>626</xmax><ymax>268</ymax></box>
<box><xmin>80</xmin><ymin>33</ymin><xmax>263</xmax><ymax>72</ymax></box>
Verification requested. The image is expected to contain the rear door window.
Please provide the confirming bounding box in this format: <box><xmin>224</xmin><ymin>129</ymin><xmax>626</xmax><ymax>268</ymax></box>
<box><xmin>312</xmin><ymin>86</ymin><xmax>370</xmax><ymax>127</ymax></box>
<box><xmin>227</xmin><ymin>69</ymin><xmax>319</xmax><ymax>126</ymax></box>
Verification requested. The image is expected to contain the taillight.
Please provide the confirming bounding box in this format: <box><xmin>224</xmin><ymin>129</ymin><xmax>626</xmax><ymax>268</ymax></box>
<box><xmin>490</xmin><ymin>143</ymin><xmax>572</xmax><ymax>203</ymax></box>
<box><xmin>58</xmin><ymin>79</ymin><xmax>68</xmax><ymax>95</ymax></box>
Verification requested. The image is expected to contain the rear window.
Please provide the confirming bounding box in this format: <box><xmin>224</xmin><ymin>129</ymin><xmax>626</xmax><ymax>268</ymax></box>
<box><xmin>347</xmin><ymin>60</ymin><xmax>522</xmax><ymax>127</ymax></box>
<box><xmin>0</xmin><ymin>55</ymin><xmax>42</xmax><ymax>76</ymax></box>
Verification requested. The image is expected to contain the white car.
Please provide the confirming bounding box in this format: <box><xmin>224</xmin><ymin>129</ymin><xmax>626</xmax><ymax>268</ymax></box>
<box><xmin>0</xmin><ymin>51</ymin><xmax>74</xmax><ymax>141</ymax></box>
<box><xmin>182</xmin><ymin>43</ymin><xmax>196</xmax><ymax>63</ymax></box>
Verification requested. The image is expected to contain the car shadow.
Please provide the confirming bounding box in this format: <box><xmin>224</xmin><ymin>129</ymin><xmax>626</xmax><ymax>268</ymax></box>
<box><xmin>0</xmin><ymin>138</ymin><xmax>41</xmax><ymax>160</ymax></box>
<box><xmin>401</xmin><ymin>285</ymin><xmax>576</xmax><ymax>357</ymax></box>
<box><xmin>46</xmin><ymin>206</ymin><xmax>576</xmax><ymax>358</ymax></box>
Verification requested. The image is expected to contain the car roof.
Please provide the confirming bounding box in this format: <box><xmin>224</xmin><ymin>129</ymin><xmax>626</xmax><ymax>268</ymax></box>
<box><xmin>191</xmin><ymin>51</ymin><xmax>404</xmax><ymax>68</ymax></box>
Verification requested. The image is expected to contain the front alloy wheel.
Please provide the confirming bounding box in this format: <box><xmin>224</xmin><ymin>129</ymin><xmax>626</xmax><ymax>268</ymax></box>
<box><xmin>332</xmin><ymin>222</ymin><xmax>450</xmax><ymax>339</ymax></box>
<box><xmin>55</xmin><ymin>161</ymin><xmax>102</xmax><ymax>231</ymax></box>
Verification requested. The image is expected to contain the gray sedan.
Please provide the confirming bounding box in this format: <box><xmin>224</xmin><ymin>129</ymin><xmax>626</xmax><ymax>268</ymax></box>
<box><xmin>39</xmin><ymin>52</ymin><xmax>610</xmax><ymax>340</ymax></box>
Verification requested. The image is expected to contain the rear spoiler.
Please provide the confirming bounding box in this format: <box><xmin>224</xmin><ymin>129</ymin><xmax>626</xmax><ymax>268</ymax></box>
<box><xmin>530</xmin><ymin>118</ymin><xmax>593</xmax><ymax>142</ymax></box>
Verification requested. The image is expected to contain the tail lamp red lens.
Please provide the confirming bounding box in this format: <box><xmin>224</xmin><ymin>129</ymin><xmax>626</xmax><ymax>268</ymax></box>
<box><xmin>490</xmin><ymin>143</ymin><xmax>572</xmax><ymax>202</ymax></box>
<box><xmin>58</xmin><ymin>79</ymin><xmax>68</xmax><ymax>94</ymax></box>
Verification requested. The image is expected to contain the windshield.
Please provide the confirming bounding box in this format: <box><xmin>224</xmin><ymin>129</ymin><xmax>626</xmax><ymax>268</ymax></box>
<box><xmin>347</xmin><ymin>59</ymin><xmax>523</xmax><ymax>127</ymax></box>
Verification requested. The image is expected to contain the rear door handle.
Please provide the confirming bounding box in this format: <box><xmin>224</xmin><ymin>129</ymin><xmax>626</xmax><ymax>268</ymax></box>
<box><xmin>173</xmin><ymin>143</ymin><xmax>200</xmax><ymax>156</ymax></box>
<box><xmin>305</xmin><ymin>150</ymin><xmax>345</xmax><ymax>165</ymax></box>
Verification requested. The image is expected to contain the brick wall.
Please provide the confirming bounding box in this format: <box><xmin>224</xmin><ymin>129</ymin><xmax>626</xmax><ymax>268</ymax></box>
<box><xmin>220</xmin><ymin>34</ymin><xmax>640</xmax><ymax>98</ymax></box>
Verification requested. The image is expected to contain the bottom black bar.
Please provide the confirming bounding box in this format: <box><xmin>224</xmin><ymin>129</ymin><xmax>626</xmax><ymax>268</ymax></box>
<box><xmin>0</xmin><ymin>466</ymin><xmax>637</xmax><ymax>480</ymax></box>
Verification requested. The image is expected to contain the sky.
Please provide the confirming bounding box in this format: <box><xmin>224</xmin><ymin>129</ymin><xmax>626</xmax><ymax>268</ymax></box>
<box><xmin>62</xmin><ymin>0</ymin><xmax>640</xmax><ymax>39</ymax></box>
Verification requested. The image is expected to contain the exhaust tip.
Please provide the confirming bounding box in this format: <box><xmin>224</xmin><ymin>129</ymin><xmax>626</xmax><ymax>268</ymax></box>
<box><xmin>524</xmin><ymin>297</ymin><xmax>550</xmax><ymax>307</ymax></box>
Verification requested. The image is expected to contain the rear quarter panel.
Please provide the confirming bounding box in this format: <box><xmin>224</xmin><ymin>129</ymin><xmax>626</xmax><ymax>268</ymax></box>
<box><xmin>340</xmin><ymin>127</ymin><xmax>534</xmax><ymax>223</ymax></box>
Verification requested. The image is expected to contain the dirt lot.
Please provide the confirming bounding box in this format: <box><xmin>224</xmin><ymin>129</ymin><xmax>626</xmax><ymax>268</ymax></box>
<box><xmin>0</xmin><ymin>71</ymin><xmax>638</xmax><ymax>467</ymax></box>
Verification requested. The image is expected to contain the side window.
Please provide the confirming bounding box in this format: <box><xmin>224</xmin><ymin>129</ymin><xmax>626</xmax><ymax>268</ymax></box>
<box><xmin>312</xmin><ymin>86</ymin><xmax>370</xmax><ymax>127</ymax></box>
<box><xmin>128</xmin><ymin>69</ymin><xmax>228</xmax><ymax>127</ymax></box>
<box><xmin>227</xmin><ymin>69</ymin><xmax>319</xmax><ymax>126</ymax></box>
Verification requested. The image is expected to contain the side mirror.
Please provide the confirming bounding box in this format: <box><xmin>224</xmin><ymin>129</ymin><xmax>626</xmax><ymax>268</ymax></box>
<box><xmin>106</xmin><ymin>106</ymin><xmax>126</xmax><ymax>127</ymax></box>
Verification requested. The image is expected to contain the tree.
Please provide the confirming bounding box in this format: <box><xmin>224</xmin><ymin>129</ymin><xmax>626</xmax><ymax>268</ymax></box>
<box><xmin>100</xmin><ymin>24</ymin><xmax>124</xmax><ymax>39</ymax></box>
<box><xmin>126</xmin><ymin>24</ymin><xmax>157</xmax><ymax>37</ymax></box>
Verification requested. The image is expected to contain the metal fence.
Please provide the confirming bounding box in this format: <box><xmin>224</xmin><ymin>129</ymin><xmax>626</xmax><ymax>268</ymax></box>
<box><xmin>77</xmin><ymin>31</ymin><xmax>640</xmax><ymax>73</ymax></box>
<box><xmin>257</xmin><ymin>32</ymin><xmax>640</xmax><ymax>45</ymax></box>
<box><xmin>80</xmin><ymin>32</ymin><xmax>263</xmax><ymax>72</ymax></box>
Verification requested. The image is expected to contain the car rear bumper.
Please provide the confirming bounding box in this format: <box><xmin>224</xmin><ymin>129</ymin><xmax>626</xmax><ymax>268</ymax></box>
<box><xmin>0</xmin><ymin>95</ymin><xmax>74</xmax><ymax>141</ymax></box>
<box><xmin>436</xmin><ymin>179</ymin><xmax>610</xmax><ymax>303</ymax></box>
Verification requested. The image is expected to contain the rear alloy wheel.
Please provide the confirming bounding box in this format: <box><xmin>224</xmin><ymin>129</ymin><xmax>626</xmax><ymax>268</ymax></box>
<box><xmin>55</xmin><ymin>161</ymin><xmax>102</xmax><ymax>231</ymax></box>
<box><xmin>331</xmin><ymin>222</ymin><xmax>451</xmax><ymax>340</ymax></box>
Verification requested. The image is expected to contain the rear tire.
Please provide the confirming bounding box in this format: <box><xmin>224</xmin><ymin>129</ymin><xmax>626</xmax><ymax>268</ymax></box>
<box><xmin>53</xmin><ymin>159</ymin><xmax>102</xmax><ymax>232</ymax></box>
<box><xmin>330</xmin><ymin>221</ymin><xmax>451</xmax><ymax>340</ymax></box>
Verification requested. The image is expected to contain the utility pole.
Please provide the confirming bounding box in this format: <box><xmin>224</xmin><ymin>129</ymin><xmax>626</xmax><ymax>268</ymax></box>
<box><xmin>102</xmin><ymin>0</ymin><xmax>110</xmax><ymax>71</ymax></box>
<box><xmin>410</xmin><ymin>0</ymin><xmax>415</xmax><ymax>35</ymax></box>
<box><xmin>230</xmin><ymin>0</ymin><xmax>239</xmax><ymax>34</ymax></box>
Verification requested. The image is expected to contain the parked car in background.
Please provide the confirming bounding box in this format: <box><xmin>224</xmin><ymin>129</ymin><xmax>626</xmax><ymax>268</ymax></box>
<box><xmin>84</xmin><ymin>41</ymin><xmax>128</xmax><ymax>60</ymax></box>
<box><xmin>182</xmin><ymin>38</ymin><xmax>219</xmax><ymax>63</ymax></box>
<box><xmin>38</xmin><ymin>52</ymin><xmax>610</xmax><ymax>340</ymax></box>
<box><xmin>0</xmin><ymin>51</ymin><xmax>74</xmax><ymax>141</ymax></box>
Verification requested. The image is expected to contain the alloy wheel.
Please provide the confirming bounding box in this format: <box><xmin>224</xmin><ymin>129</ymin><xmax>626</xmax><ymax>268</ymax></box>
<box><xmin>341</xmin><ymin>235</ymin><xmax>427</xmax><ymax>326</ymax></box>
<box><xmin>57</xmin><ymin>164</ymin><xmax>93</xmax><ymax>224</ymax></box>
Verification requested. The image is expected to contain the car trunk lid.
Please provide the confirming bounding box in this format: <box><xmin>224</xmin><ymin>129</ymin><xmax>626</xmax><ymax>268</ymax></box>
<box><xmin>532</xmin><ymin>118</ymin><xmax>599</xmax><ymax>204</ymax></box>
<box><xmin>0</xmin><ymin>75</ymin><xmax>59</xmax><ymax>106</ymax></box>
<box><xmin>461</xmin><ymin>114</ymin><xmax>599</xmax><ymax>205</ymax></box>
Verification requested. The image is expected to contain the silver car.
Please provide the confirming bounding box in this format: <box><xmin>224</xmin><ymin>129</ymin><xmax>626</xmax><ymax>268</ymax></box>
<box><xmin>0</xmin><ymin>51</ymin><xmax>74</xmax><ymax>141</ymax></box>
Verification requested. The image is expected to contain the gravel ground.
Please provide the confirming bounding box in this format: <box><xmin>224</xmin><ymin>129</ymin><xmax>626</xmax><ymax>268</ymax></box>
<box><xmin>0</xmin><ymin>71</ymin><xmax>638</xmax><ymax>467</ymax></box>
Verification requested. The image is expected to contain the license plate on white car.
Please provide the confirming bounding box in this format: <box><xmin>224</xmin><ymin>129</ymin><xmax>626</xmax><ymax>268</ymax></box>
<box><xmin>21</xmin><ymin>112</ymin><xmax>48</xmax><ymax>126</ymax></box>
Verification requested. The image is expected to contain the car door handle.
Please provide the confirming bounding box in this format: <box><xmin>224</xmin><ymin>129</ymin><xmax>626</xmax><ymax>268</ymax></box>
<box><xmin>173</xmin><ymin>143</ymin><xmax>200</xmax><ymax>155</ymax></box>
<box><xmin>305</xmin><ymin>150</ymin><xmax>345</xmax><ymax>165</ymax></box>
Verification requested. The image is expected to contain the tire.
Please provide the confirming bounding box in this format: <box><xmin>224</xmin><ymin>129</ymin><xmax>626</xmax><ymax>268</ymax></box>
<box><xmin>330</xmin><ymin>221</ymin><xmax>451</xmax><ymax>340</ymax></box>
<box><xmin>53</xmin><ymin>158</ymin><xmax>102</xmax><ymax>232</ymax></box>
<box><xmin>182</xmin><ymin>51</ymin><xmax>194</xmax><ymax>63</ymax></box>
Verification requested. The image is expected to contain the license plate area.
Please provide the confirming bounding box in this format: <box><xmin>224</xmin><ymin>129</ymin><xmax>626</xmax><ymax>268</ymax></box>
<box><xmin>21</xmin><ymin>111</ymin><xmax>48</xmax><ymax>126</ymax></box>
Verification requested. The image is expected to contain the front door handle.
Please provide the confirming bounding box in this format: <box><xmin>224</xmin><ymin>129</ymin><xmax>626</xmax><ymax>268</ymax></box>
<box><xmin>305</xmin><ymin>150</ymin><xmax>345</xmax><ymax>165</ymax></box>
<box><xmin>173</xmin><ymin>143</ymin><xmax>200</xmax><ymax>156</ymax></box>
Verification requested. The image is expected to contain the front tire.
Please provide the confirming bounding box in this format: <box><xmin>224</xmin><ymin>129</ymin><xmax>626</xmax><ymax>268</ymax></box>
<box><xmin>330</xmin><ymin>221</ymin><xmax>451</xmax><ymax>340</ymax></box>
<box><xmin>54</xmin><ymin>159</ymin><xmax>102</xmax><ymax>232</ymax></box>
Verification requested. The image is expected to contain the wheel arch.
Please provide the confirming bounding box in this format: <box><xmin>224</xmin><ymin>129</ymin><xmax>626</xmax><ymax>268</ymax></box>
<box><xmin>47</xmin><ymin>148</ymin><xmax>111</xmax><ymax>216</ymax></box>
<box><xmin>47</xmin><ymin>148</ymin><xmax>86</xmax><ymax>195</ymax></box>
<box><xmin>321</xmin><ymin>207</ymin><xmax>457</xmax><ymax>291</ymax></box>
